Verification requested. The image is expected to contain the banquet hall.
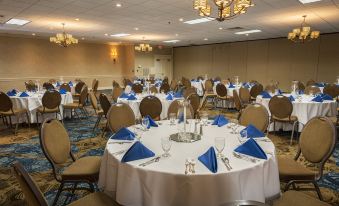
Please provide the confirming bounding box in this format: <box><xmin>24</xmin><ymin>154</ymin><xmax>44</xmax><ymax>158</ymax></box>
<box><xmin>0</xmin><ymin>0</ymin><xmax>338</xmax><ymax>205</ymax></box>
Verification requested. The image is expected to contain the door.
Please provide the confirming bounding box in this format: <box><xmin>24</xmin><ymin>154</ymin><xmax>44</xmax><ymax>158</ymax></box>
<box><xmin>154</xmin><ymin>55</ymin><xmax>173</xmax><ymax>81</ymax></box>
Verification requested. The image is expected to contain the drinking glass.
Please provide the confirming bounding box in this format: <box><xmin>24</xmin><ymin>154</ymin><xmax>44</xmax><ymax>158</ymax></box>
<box><xmin>161</xmin><ymin>137</ymin><xmax>172</xmax><ymax>157</ymax></box>
<box><xmin>200</xmin><ymin>112</ymin><xmax>208</xmax><ymax>126</ymax></box>
<box><xmin>238</xmin><ymin>129</ymin><xmax>247</xmax><ymax>144</ymax></box>
<box><xmin>142</xmin><ymin>117</ymin><xmax>149</xmax><ymax>131</ymax></box>
<box><xmin>169</xmin><ymin>113</ymin><xmax>176</xmax><ymax>125</ymax></box>
<box><xmin>133</xmin><ymin>127</ymin><xmax>141</xmax><ymax>142</ymax></box>
<box><xmin>215</xmin><ymin>137</ymin><xmax>225</xmax><ymax>158</ymax></box>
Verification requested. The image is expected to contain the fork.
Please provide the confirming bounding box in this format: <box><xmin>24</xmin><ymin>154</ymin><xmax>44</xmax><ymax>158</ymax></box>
<box><xmin>139</xmin><ymin>156</ymin><xmax>161</xmax><ymax>167</ymax></box>
<box><xmin>221</xmin><ymin>157</ymin><xmax>232</xmax><ymax>171</ymax></box>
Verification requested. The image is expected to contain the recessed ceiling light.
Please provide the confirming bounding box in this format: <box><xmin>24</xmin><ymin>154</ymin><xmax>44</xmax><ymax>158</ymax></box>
<box><xmin>179</xmin><ymin>18</ymin><xmax>184</xmax><ymax>22</ymax></box>
<box><xmin>104</xmin><ymin>33</ymin><xmax>108</xmax><ymax>36</ymax></box>
<box><xmin>184</xmin><ymin>17</ymin><xmax>214</xmax><ymax>25</ymax></box>
<box><xmin>175</xmin><ymin>34</ymin><xmax>179</xmax><ymax>36</ymax></box>
<box><xmin>298</xmin><ymin>0</ymin><xmax>321</xmax><ymax>4</ymax></box>
<box><xmin>81</xmin><ymin>37</ymin><xmax>85</xmax><ymax>40</ymax></box>
<box><xmin>116</xmin><ymin>3</ymin><xmax>122</xmax><ymax>7</ymax></box>
<box><xmin>219</xmin><ymin>27</ymin><xmax>223</xmax><ymax>30</ymax></box>
<box><xmin>32</xmin><ymin>33</ymin><xmax>36</xmax><ymax>36</ymax></box>
<box><xmin>5</xmin><ymin>18</ymin><xmax>30</xmax><ymax>26</ymax></box>
<box><xmin>110</xmin><ymin>33</ymin><xmax>130</xmax><ymax>37</ymax></box>
<box><xmin>163</xmin><ymin>40</ymin><xmax>180</xmax><ymax>43</ymax></box>
<box><xmin>134</xmin><ymin>27</ymin><xmax>139</xmax><ymax>30</ymax></box>
<box><xmin>235</xmin><ymin>29</ymin><xmax>261</xmax><ymax>35</ymax></box>
<box><xmin>204</xmin><ymin>38</ymin><xmax>208</xmax><ymax>41</ymax></box>
<box><xmin>75</xmin><ymin>18</ymin><xmax>80</xmax><ymax>21</ymax></box>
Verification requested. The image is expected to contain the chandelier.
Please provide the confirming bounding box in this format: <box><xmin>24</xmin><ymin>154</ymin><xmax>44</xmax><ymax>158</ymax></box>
<box><xmin>288</xmin><ymin>15</ymin><xmax>320</xmax><ymax>43</ymax></box>
<box><xmin>193</xmin><ymin>0</ymin><xmax>254</xmax><ymax>22</ymax></box>
<box><xmin>50</xmin><ymin>23</ymin><xmax>78</xmax><ymax>47</ymax></box>
<box><xmin>135</xmin><ymin>37</ymin><xmax>153</xmax><ymax>52</ymax></box>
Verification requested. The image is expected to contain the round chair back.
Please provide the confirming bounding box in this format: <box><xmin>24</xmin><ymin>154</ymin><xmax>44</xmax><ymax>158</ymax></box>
<box><xmin>79</xmin><ymin>86</ymin><xmax>88</xmax><ymax>106</ymax></box>
<box><xmin>0</xmin><ymin>92</ymin><xmax>13</xmax><ymax>112</ymax></box>
<box><xmin>187</xmin><ymin>93</ymin><xmax>200</xmax><ymax>116</ymax></box>
<box><xmin>205</xmin><ymin>80</ymin><xmax>213</xmax><ymax>93</ymax></box>
<box><xmin>239</xmin><ymin>87</ymin><xmax>250</xmax><ymax>104</ymax></box>
<box><xmin>216</xmin><ymin>83</ymin><xmax>227</xmax><ymax>97</ymax></box>
<box><xmin>297</xmin><ymin>81</ymin><xmax>305</xmax><ymax>91</ymax></box>
<box><xmin>299</xmin><ymin>117</ymin><xmax>336</xmax><ymax>164</ymax></box>
<box><xmin>42</xmin><ymin>90</ymin><xmax>61</xmax><ymax>109</ymax></box>
<box><xmin>250</xmin><ymin>83</ymin><xmax>263</xmax><ymax>98</ymax></box>
<box><xmin>139</xmin><ymin>96</ymin><xmax>162</xmax><ymax>119</ymax></box>
<box><xmin>183</xmin><ymin>87</ymin><xmax>196</xmax><ymax>99</ymax></box>
<box><xmin>323</xmin><ymin>83</ymin><xmax>339</xmax><ymax>98</ymax></box>
<box><xmin>59</xmin><ymin>83</ymin><xmax>71</xmax><ymax>92</ymax></box>
<box><xmin>214</xmin><ymin>76</ymin><xmax>221</xmax><ymax>82</ymax></box>
<box><xmin>92</xmin><ymin>79</ymin><xmax>99</xmax><ymax>92</ymax></box>
<box><xmin>170</xmin><ymin>80</ymin><xmax>177</xmax><ymax>91</ymax></box>
<box><xmin>112</xmin><ymin>87</ymin><xmax>123</xmax><ymax>102</ymax></box>
<box><xmin>75</xmin><ymin>81</ymin><xmax>85</xmax><ymax>94</ymax></box>
<box><xmin>167</xmin><ymin>100</ymin><xmax>194</xmax><ymax>119</ymax></box>
<box><xmin>99</xmin><ymin>93</ymin><xmax>111</xmax><ymax>116</ymax></box>
<box><xmin>264</xmin><ymin>84</ymin><xmax>276</xmax><ymax>93</ymax></box>
<box><xmin>268</xmin><ymin>95</ymin><xmax>292</xmax><ymax>119</ymax></box>
<box><xmin>304</xmin><ymin>86</ymin><xmax>321</xmax><ymax>95</ymax></box>
<box><xmin>43</xmin><ymin>82</ymin><xmax>55</xmax><ymax>90</ymax></box>
<box><xmin>182</xmin><ymin>78</ymin><xmax>191</xmax><ymax>88</ymax></box>
<box><xmin>233</xmin><ymin>90</ymin><xmax>243</xmax><ymax>111</ymax></box>
<box><xmin>239</xmin><ymin>103</ymin><xmax>269</xmax><ymax>132</ymax></box>
<box><xmin>132</xmin><ymin>83</ymin><xmax>143</xmax><ymax>93</ymax></box>
<box><xmin>25</xmin><ymin>81</ymin><xmax>37</xmax><ymax>92</ymax></box>
<box><xmin>89</xmin><ymin>92</ymin><xmax>99</xmax><ymax>111</ymax></box>
<box><xmin>306</xmin><ymin>79</ymin><xmax>316</xmax><ymax>86</ymax></box>
<box><xmin>160</xmin><ymin>83</ymin><xmax>170</xmax><ymax>94</ymax></box>
<box><xmin>107</xmin><ymin>103</ymin><xmax>135</xmax><ymax>132</ymax></box>
<box><xmin>112</xmin><ymin>80</ymin><xmax>120</xmax><ymax>88</ymax></box>
<box><xmin>150</xmin><ymin>86</ymin><xmax>158</xmax><ymax>94</ymax></box>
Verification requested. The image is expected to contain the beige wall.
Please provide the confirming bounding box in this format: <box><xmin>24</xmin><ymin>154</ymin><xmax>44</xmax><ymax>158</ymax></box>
<box><xmin>173</xmin><ymin>33</ymin><xmax>339</xmax><ymax>91</ymax></box>
<box><xmin>0</xmin><ymin>35</ymin><xmax>135</xmax><ymax>91</ymax></box>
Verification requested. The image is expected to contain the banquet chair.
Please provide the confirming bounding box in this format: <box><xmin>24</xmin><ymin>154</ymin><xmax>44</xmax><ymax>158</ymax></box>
<box><xmin>265</xmin><ymin>84</ymin><xmax>277</xmax><ymax>94</ymax></box>
<box><xmin>197</xmin><ymin>76</ymin><xmax>204</xmax><ymax>81</ymax></box>
<box><xmin>214</xmin><ymin>76</ymin><xmax>222</xmax><ymax>82</ymax></box>
<box><xmin>297</xmin><ymin>81</ymin><xmax>305</xmax><ymax>92</ymax></box>
<box><xmin>112</xmin><ymin>87</ymin><xmax>123</xmax><ymax>102</ymax></box>
<box><xmin>73</xmin><ymin>81</ymin><xmax>85</xmax><ymax>99</ymax></box>
<box><xmin>239</xmin><ymin>87</ymin><xmax>251</xmax><ymax>105</ymax></box>
<box><xmin>233</xmin><ymin>90</ymin><xmax>245</xmax><ymax>120</ymax></box>
<box><xmin>170</xmin><ymin>79</ymin><xmax>178</xmax><ymax>91</ymax></box>
<box><xmin>160</xmin><ymin>83</ymin><xmax>170</xmax><ymax>94</ymax></box>
<box><xmin>167</xmin><ymin>100</ymin><xmax>194</xmax><ymax>119</ymax></box>
<box><xmin>42</xmin><ymin>82</ymin><xmax>55</xmax><ymax>90</ymax></box>
<box><xmin>277</xmin><ymin>117</ymin><xmax>336</xmax><ymax>201</ymax></box>
<box><xmin>304</xmin><ymin>86</ymin><xmax>321</xmax><ymax>95</ymax></box>
<box><xmin>123</xmin><ymin>78</ymin><xmax>132</xmax><ymax>88</ymax></box>
<box><xmin>150</xmin><ymin>86</ymin><xmax>158</xmax><ymax>94</ymax></box>
<box><xmin>107</xmin><ymin>103</ymin><xmax>135</xmax><ymax>133</ymax></box>
<box><xmin>99</xmin><ymin>93</ymin><xmax>112</xmax><ymax>137</ymax></box>
<box><xmin>48</xmin><ymin>79</ymin><xmax>57</xmax><ymax>84</ymax></box>
<box><xmin>163</xmin><ymin>76</ymin><xmax>169</xmax><ymax>84</ymax></box>
<box><xmin>91</xmin><ymin>79</ymin><xmax>99</xmax><ymax>96</ymax></box>
<box><xmin>132</xmin><ymin>83</ymin><xmax>143</xmax><ymax>93</ymax></box>
<box><xmin>112</xmin><ymin>80</ymin><xmax>120</xmax><ymax>88</ymax></box>
<box><xmin>200</xmin><ymin>79</ymin><xmax>216</xmax><ymax>110</ymax></box>
<box><xmin>183</xmin><ymin>87</ymin><xmax>197</xmax><ymax>99</ymax></box>
<box><xmin>139</xmin><ymin>96</ymin><xmax>162</xmax><ymax>120</ymax></box>
<box><xmin>306</xmin><ymin>79</ymin><xmax>316</xmax><ymax>86</ymax></box>
<box><xmin>39</xmin><ymin>119</ymin><xmax>102</xmax><ymax>206</ymax></box>
<box><xmin>269</xmin><ymin>95</ymin><xmax>299</xmax><ymax>145</ymax></box>
<box><xmin>187</xmin><ymin>93</ymin><xmax>200</xmax><ymax>118</ymax></box>
<box><xmin>36</xmin><ymin>90</ymin><xmax>62</xmax><ymax>126</ymax></box>
<box><xmin>12</xmin><ymin>161</ymin><xmax>120</xmax><ymax>206</ymax></box>
<box><xmin>323</xmin><ymin>83</ymin><xmax>339</xmax><ymax>98</ymax></box>
<box><xmin>215</xmin><ymin>83</ymin><xmax>232</xmax><ymax>112</ymax></box>
<box><xmin>59</xmin><ymin>83</ymin><xmax>71</xmax><ymax>92</ymax></box>
<box><xmin>250</xmin><ymin>83</ymin><xmax>264</xmax><ymax>101</ymax></box>
<box><xmin>25</xmin><ymin>81</ymin><xmax>37</xmax><ymax>92</ymax></box>
<box><xmin>239</xmin><ymin>103</ymin><xmax>269</xmax><ymax>133</ymax></box>
<box><xmin>182</xmin><ymin>77</ymin><xmax>191</xmax><ymax>88</ymax></box>
<box><xmin>63</xmin><ymin>86</ymin><xmax>88</xmax><ymax>120</ymax></box>
<box><xmin>89</xmin><ymin>92</ymin><xmax>104</xmax><ymax>132</ymax></box>
<box><xmin>0</xmin><ymin>92</ymin><xmax>30</xmax><ymax>135</ymax></box>
<box><xmin>273</xmin><ymin>190</ymin><xmax>330</xmax><ymax>206</ymax></box>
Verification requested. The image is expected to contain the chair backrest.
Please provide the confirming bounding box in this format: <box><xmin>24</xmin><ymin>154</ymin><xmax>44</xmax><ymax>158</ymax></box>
<box><xmin>239</xmin><ymin>87</ymin><xmax>250</xmax><ymax>104</ymax></box>
<box><xmin>48</xmin><ymin>79</ymin><xmax>57</xmax><ymax>84</ymax></box>
<box><xmin>150</xmin><ymin>86</ymin><xmax>158</xmax><ymax>94</ymax></box>
<box><xmin>42</xmin><ymin>82</ymin><xmax>55</xmax><ymax>90</ymax></box>
<box><xmin>123</xmin><ymin>78</ymin><xmax>132</xmax><ymax>87</ymax></box>
<box><xmin>297</xmin><ymin>81</ymin><xmax>305</xmax><ymax>91</ymax></box>
<box><xmin>132</xmin><ymin>83</ymin><xmax>143</xmax><ymax>93</ymax></box>
<box><xmin>59</xmin><ymin>83</ymin><xmax>71</xmax><ymax>92</ymax></box>
<box><xmin>0</xmin><ymin>92</ymin><xmax>13</xmax><ymax>112</ymax></box>
<box><xmin>40</xmin><ymin>119</ymin><xmax>71</xmax><ymax>166</ymax></box>
<box><xmin>92</xmin><ymin>79</ymin><xmax>99</xmax><ymax>92</ymax></box>
<box><xmin>167</xmin><ymin>100</ymin><xmax>194</xmax><ymax>119</ymax></box>
<box><xmin>187</xmin><ymin>93</ymin><xmax>200</xmax><ymax>116</ymax></box>
<box><xmin>204</xmin><ymin>80</ymin><xmax>213</xmax><ymax>93</ymax></box>
<box><xmin>268</xmin><ymin>95</ymin><xmax>292</xmax><ymax>119</ymax></box>
<box><xmin>99</xmin><ymin>93</ymin><xmax>111</xmax><ymax>116</ymax></box>
<box><xmin>214</xmin><ymin>76</ymin><xmax>221</xmax><ymax>82</ymax></box>
<box><xmin>75</xmin><ymin>81</ymin><xmax>85</xmax><ymax>94</ymax></box>
<box><xmin>41</xmin><ymin>90</ymin><xmax>61</xmax><ymax>110</ymax></box>
<box><xmin>12</xmin><ymin>162</ymin><xmax>48</xmax><ymax>206</ymax></box>
<box><xmin>25</xmin><ymin>81</ymin><xmax>37</xmax><ymax>92</ymax></box>
<box><xmin>250</xmin><ymin>83</ymin><xmax>263</xmax><ymax>98</ymax></box>
<box><xmin>304</xmin><ymin>86</ymin><xmax>321</xmax><ymax>95</ymax></box>
<box><xmin>160</xmin><ymin>83</ymin><xmax>170</xmax><ymax>94</ymax></box>
<box><xmin>139</xmin><ymin>95</ymin><xmax>162</xmax><ymax>119</ymax></box>
<box><xmin>112</xmin><ymin>87</ymin><xmax>123</xmax><ymax>102</ymax></box>
<box><xmin>182</xmin><ymin>78</ymin><xmax>191</xmax><ymax>88</ymax></box>
<box><xmin>306</xmin><ymin>79</ymin><xmax>316</xmax><ymax>86</ymax></box>
<box><xmin>107</xmin><ymin>103</ymin><xmax>135</xmax><ymax>132</ymax></box>
<box><xmin>239</xmin><ymin>103</ymin><xmax>269</xmax><ymax>132</ymax></box>
<box><xmin>299</xmin><ymin>117</ymin><xmax>336</xmax><ymax>165</ymax></box>
<box><xmin>233</xmin><ymin>90</ymin><xmax>243</xmax><ymax>111</ymax></box>
<box><xmin>197</xmin><ymin>76</ymin><xmax>204</xmax><ymax>81</ymax></box>
<box><xmin>264</xmin><ymin>84</ymin><xmax>276</xmax><ymax>93</ymax></box>
<box><xmin>79</xmin><ymin>86</ymin><xmax>88</xmax><ymax>106</ymax></box>
<box><xmin>183</xmin><ymin>87</ymin><xmax>197</xmax><ymax>99</ymax></box>
<box><xmin>112</xmin><ymin>80</ymin><xmax>120</xmax><ymax>88</ymax></box>
<box><xmin>170</xmin><ymin>80</ymin><xmax>177</xmax><ymax>91</ymax></box>
<box><xmin>163</xmin><ymin>77</ymin><xmax>169</xmax><ymax>84</ymax></box>
<box><xmin>89</xmin><ymin>92</ymin><xmax>99</xmax><ymax>111</ymax></box>
<box><xmin>216</xmin><ymin>83</ymin><xmax>227</xmax><ymax>97</ymax></box>
<box><xmin>323</xmin><ymin>83</ymin><xmax>339</xmax><ymax>98</ymax></box>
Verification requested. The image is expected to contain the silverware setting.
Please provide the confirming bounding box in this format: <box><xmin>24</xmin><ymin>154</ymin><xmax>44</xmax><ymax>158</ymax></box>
<box><xmin>112</xmin><ymin>149</ymin><xmax>127</xmax><ymax>156</ymax></box>
<box><xmin>255</xmin><ymin>138</ymin><xmax>272</xmax><ymax>143</ymax></box>
<box><xmin>139</xmin><ymin>156</ymin><xmax>161</xmax><ymax>167</ymax></box>
<box><xmin>221</xmin><ymin>156</ymin><xmax>232</xmax><ymax>171</ymax></box>
<box><xmin>233</xmin><ymin>152</ymin><xmax>258</xmax><ymax>163</ymax></box>
<box><xmin>108</xmin><ymin>141</ymin><xmax>133</xmax><ymax>145</ymax></box>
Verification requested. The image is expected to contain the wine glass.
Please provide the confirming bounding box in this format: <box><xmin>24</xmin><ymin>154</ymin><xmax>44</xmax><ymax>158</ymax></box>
<box><xmin>238</xmin><ymin>129</ymin><xmax>247</xmax><ymax>144</ymax></box>
<box><xmin>169</xmin><ymin>113</ymin><xmax>176</xmax><ymax>125</ymax></box>
<box><xmin>200</xmin><ymin>112</ymin><xmax>208</xmax><ymax>126</ymax></box>
<box><xmin>142</xmin><ymin>117</ymin><xmax>149</xmax><ymax>131</ymax></box>
<box><xmin>161</xmin><ymin>137</ymin><xmax>172</xmax><ymax>158</ymax></box>
<box><xmin>215</xmin><ymin>137</ymin><xmax>225</xmax><ymax>158</ymax></box>
<box><xmin>133</xmin><ymin>127</ymin><xmax>141</xmax><ymax>142</ymax></box>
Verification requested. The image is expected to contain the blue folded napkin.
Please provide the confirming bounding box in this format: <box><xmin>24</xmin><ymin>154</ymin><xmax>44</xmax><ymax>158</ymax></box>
<box><xmin>240</xmin><ymin>124</ymin><xmax>265</xmax><ymax>138</ymax></box>
<box><xmin>19</xmin><ymin>92</ymin><xmax>29</xmax><ymax>97</ymax></box>
<box><xmin>288</xmin><ymin>95</ymin><xmax>295</xmax><ymax>102</ymax></box>
<box><xmin>321</xmin><ymin>94</ymin><xmax>333</xmax><ymax>101</ymax></box>
<box><xmin>7</xmin><ymin>91</ymin><xmax>16</xmax><ymax>96</ymax></box>
<box><xmin>278</xmin><ymin>89</ymin><xmax>283</xmax><ymax>94</ymax></box>
<box><xmin>174</xmin><ymin>91</ymin><xmax>183</xmax><ymax>98</ymax></box>
<box><xmin>119</xmin><ymin>93</ymin><xmax>129</xmax><ymax>99</ymax></box>
<box><xmin>298</xmin><ymin>90</ymin><xmax>304</xmax><ymax>95</ymax></box>
<box><xmin>312</xmin><ymin>95</ymin><xmax>323</xmax><ymax>102</ymax></box>
<box><xmin>155</xmin><ymin>82</ymin><xmax>161</xmax><ymax>87</ymax></box>
<box><xmin>127</xmin><ymin>95</ymin><xmax>137</xmax><ymax>100</ymax></box>
<box><xmin>146</xmin><ymin>115</ymin><xmax>158</xmax><ymax>129</ymax></box>
<box><xmin>68</xmin><ymin>81</ymin><xmax>73</xmax><ymax>86</ymax></box>
<box><xmin>166</xmin><ymin>94</ymin><xmax>173</xmax><ymax>100</ymax></box>
<box><xmin>212</xmin><ymin>115</ymin><xmax>229</xmax><ymax>127</ymax></box>
<box><xmin>228</xmin><ymin>83</ymin><xmax>235</xmax><ymax>88</ymax></box>
<box><xmin>260</xmin><ymin>91</ymin><xmax>271</xmax><ymax>98</ymax></box>
<box><xmin>234</xmin><ymin>138</ymin><xmax>267</xmax><ymax>159</ymax></box>
<box><xmin>198</xmin><ymin>147</ymin><xmax>218</xmax><ymax>173</ymax></box>
<box><xmin>315</xmin><ymin>83</ymin><xmax>325</xmax><ymax>87</ymax></box>
<box><xmin>56</xmin><ymin>82</ymin><xmax>61</xmax><ymax>87</ymax></box>
<box><xmin>110</xmin><ymin>127</ymin><xmax>135</xmax><ymax>140</ymax></box>
<box><xmin>59</xmin><ymin>89</ymin><xmax>67</xmax><ymax>94</ymax></box>
<box><xmin>243</xmin><ymin>83</ymin><xmax>250</xmax><ymax>89</ymax></box>
<box><xmin>121</xmin><ymin>141</ymin><xmax>155</xmax><ymax>163</ymax></box>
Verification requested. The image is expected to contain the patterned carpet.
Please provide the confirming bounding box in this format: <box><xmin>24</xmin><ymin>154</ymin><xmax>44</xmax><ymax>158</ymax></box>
<box><xmin>0</xmin><ymin>104</ymin><xmax>338</xmax><ymax>206</ymax></box>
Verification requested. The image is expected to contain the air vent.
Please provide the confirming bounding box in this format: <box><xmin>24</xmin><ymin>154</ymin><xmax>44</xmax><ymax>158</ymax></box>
<box><xmin>227</xmin><ymin>27</ymin><xmax>244</xmax><ymax>30</ymax></box>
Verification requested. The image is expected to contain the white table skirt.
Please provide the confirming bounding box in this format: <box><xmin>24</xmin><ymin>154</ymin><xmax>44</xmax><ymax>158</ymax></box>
<box><xmin>98</xmin><ymin>120</ymin><xmax>280</xmax><ymax>206</ymax></box>
<box><xmin>256</xmin><ymin>94</ymin><xmax>337</xmax><ymax>132</ymax></box>
<box><xmin>9</xmin><ymin>92</ymin><xmax>73</xmax><ymax>123</ymax></box>
<box><xmin>117</xmin><ymin>94</ymin><xmax>183</xmax><ymax>120</ymax></box>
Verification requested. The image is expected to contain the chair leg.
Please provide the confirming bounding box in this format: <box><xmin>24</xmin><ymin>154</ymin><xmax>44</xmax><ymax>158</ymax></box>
<box><xmin>313</xmin><ymin>181</ymin><xmax>323</xmax><ymax>201</ymax></box>
<box><xmin>284</xmin><ymin>181</ymin><xmax>293</xmax><ymax>192</ymax></box>
<box><xmin>36</xmin><ymin>112</ymin><xmax>39</xmax><ymax>128</ymax></box>
<box><xmin>14</xmin><ymin>115</ymin><xmax>19</xmax><ymax>135</ymax></box>
<box><xmin>93</xmin><ymin>115</ymin><xmax>102</xmax><ymax>132</ymax></box>
<box><xmin>52</xmin><ymin>182</ymin><xmax>64</xmax><ymax>206</ymax></box>
<box><xmin>101</xmin><ymin>121</ymin><xmax>108</xmax><ymax>138</ymax></box>
<box><xmin>290</xmin><ymin>121</ymin><xmax>298</xmax><ymax>145</ymax></box>
<box><xmin>25</xmin><ymin>112</ymin><xmax>30</xmax><ymax>129</ymax></box>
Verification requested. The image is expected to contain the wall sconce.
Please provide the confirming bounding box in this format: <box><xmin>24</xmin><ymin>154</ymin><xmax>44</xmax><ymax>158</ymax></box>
<box><xmin>110</xmin><ymin>48</ymin><xmax>118</xmax><ymax>63</ymax></box>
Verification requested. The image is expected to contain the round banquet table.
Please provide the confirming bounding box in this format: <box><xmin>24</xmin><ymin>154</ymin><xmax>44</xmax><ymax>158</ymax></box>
<box><xmin>98</xmin><ymin>120</ymin><xmax>280</xmax><ymax>206</ymax></box>
<box><xmin>256</xmin><ymin>94</ymin><xmax>337</xmax><ymax>132</ymax></box>
<box><xmin>9</xmin><ymin>91</ymin><xmax>73</xmax><ymax>123</ymax></box>
<box><xmin>117</xmin><ymin>93</ymin><xmax>183</xmax><ymax>120</ymax></box>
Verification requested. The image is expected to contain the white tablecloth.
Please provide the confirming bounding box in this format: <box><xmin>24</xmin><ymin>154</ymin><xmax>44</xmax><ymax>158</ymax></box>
<box><xmin>256</xmin><ymin>94</ymin><xmax>337</xmax><ymax>132</ymax></box>
<box><xmin>117</xmin><ymin>93</ymin><xmax>183</xmax><ymax>120</ymax></box>
<box><xmin>98</xmin><ymin>120</ymin><xmax>280</xmax><ymax>206</ymax></box>
<box><xmin>10</xmin><ymin>92</ymin><xmax>73</xmax><ymax>123</ymax></box>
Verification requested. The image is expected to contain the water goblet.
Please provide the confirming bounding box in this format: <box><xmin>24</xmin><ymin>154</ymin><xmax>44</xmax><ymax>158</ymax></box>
<box><xmin>215</xmin><ymin>137</ymin><xmax>225</xmax><ymax>158</ymax></box>
<box><xmin>142</xmin><ymin>117</ymin><xmax>150</xmax><ymax>131</ymax></box>
<box><xmin>161</xmin><ymin>137</ymin><xmax>172</xmax><ymax>158</ymax></box>
<box><xmin>169</xmin><ymin>113</ymin><xmax>176</xmax><ymax>125</ymax></box>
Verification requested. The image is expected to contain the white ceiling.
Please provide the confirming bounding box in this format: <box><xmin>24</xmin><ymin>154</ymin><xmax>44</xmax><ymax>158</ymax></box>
<box><xmin>0</xmin><ymin>0</ymin><xmax>338</xmax><ymax>46</ymax></box>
